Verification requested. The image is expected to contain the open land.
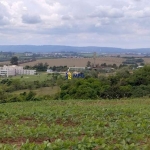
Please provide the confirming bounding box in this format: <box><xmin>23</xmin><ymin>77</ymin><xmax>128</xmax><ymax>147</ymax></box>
<box><xmin>0</xmin><ymin>99</ymin><xmax>150</xmax><ymax>149</ymax></box>
<box><xmin>0</xmin><ymin>57</ymin><xmax>125</xmax><ymax>67</ymax></box>
<box><xmin>12</xmin><ymin>86</ymin><xmax>60</xmax><ymax>96</ymax></box>
<box><xmin>0</xmin><ymin>74</ymin><xmax>60</xmax><ymax>96</ymax></box>
<box><xmin>11</xmin><ymin>73</ymin><xmax>51</xmax><ymax>82</ymax></box>
<box><xmin>20</xmin><ymin>57</ymin><xmax>125</xmax><ymax>67</ymax></box>
<box><xmin>1</xmin><ymin>57</ymin><xmax>150</xmax><ymax>67</ymax></box>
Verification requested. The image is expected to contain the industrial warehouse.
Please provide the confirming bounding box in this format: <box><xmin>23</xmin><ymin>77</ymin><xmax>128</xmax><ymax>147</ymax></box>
<box><xmin>0</xmin><ymin>65</ymin><xmax>36</xmax><ymax>77</ymax></box>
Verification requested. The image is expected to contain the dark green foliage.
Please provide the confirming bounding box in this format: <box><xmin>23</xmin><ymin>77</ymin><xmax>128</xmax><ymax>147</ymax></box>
<box><xmin>86</xmin><ymin>61</ymin><xmax>91</xmax><ymax>67</ymax></box>
<box><xmin>26</xmin><ymin>62</ymin><xmax>49</xmax><ymax>71</ymax></box>
<box><xmin>122</xmin><ymin>57</ymin><xmax>144</xmax><ymax>65</ymax></box>
<box><xmin>135</xmin><ymin>58</ymin><xmax>144</xmax><ymax>63</ymax></box>
<box><xmin>60</xmin><ymin>78</ymin><xmax>101</xmax><ymax>100</ymax></box>
<box><xmin>49</xmin><ymin>65</ymin><xmax>68</xmax><ymax>72</ymax></box>
<box><xmin>59</xmin><ymin>65</ymin><xmax>150</xmax><ymax>100</ymax></box>
<box><xmin>10</xmin><ymin>56</ymin><xmax>18</xmax><ymax>65</ymax></box>
<box><xmin>0</xmin><ymin>91</ymin><xmax>38</xmax><ymax>103</ymax></box>
<box><xmin>128</xmin><ymin>66</ymin><xmax>150</xmax><ymax>86</ymax></box>
<box><xmin>25</xmin><ymin>91</ymin><xmax>36</xmax><ymax>101</ymax></box>
<box><xmin>131</xmin><ymin>85</ymin><xmax>150</xmax><ymax>97</ymax></box>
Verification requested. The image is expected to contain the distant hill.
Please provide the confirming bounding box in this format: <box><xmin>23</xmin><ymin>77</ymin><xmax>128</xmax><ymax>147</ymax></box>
<box><xmin>0</xmin><ymin>45</ymin><xmax>150</xmax><ymax>54</ymax></box>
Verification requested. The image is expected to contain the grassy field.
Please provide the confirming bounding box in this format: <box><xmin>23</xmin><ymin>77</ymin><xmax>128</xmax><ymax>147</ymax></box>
<box><xmin>12</xmin><ymin>86</ymin><xmax>60</xmax><ymax>96</ymax></box>
<box><xmin>11</xmin><ymin>73</ymin><xmax>51</xmax><ymax>82</ymax></box>
<box><xmin>0</xmin><ymin>73</ymin><xmax>60</xmax><ymax>97</ymax></box>
<box><xmin>0</xmin><ymin>73</ymin><xmax>52</xmax><ymax>82</ymax></box>
<box><xmin>0</xmin><ymin>73</ymin><xmax>60</xmax><ymax>96</ymax></box>
<box><xmin>0</xmin><ymin>99</ymin><xmax>150</xmax><ymax>149</ymax></box>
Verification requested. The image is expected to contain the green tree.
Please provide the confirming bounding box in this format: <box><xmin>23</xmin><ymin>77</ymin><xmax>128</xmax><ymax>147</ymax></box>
<box><xmin>10</xmin><ymin>56</ymin><xmax>18</xmax><ymax>65</ymax></box>
<box><xmin>26</xmin><ymin>91</ymin><xmax>36</xmax><ymax>101</ymax></box>
<box><xmin>86</xmin><ymin>61</ymin><xmax>91</xmax><ymax>67</ymax></box>
<box><xmin>11</xmin><ymin>79</ymin><xmax>21</xmax><ymax>90</ymax></box>
<box><xmin>0</xmin><ymin>88</ymin><xmax>8</xmax><ymax>103</ymax></box>
<box><xmin>33</xmin><ymin>62</ymin><xmax>48</xmax><ymax>71</ymax></box>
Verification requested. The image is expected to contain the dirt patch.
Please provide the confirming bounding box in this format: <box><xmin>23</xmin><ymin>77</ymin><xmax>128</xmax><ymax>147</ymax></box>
<box><xmin>4</xmin><ymin>119</ymin><xmax>14</xmax><ymax>125</ymax></box>
<box><xmin>17</xmin><ymin>117</ymin><xmax>39</xmax><ymax>127</ymax></box>
<box><xmin>55</xmin><ymin>118</ymin><xmax>79</xmax><ymax>127</ymax></box>
<box><xmin>19</xmin><ymin>117</ymin><xmax>35</xmax><ymax>121</ymax></box>
<box><xmin>20</xmin><ymin>57</ymin><xmax>125</xmax><ymax>67</ymax></box>
<box><xmin>0</xmin><ymin>137</ymin><xmax>26</xmax><ymax>146</ymax></box>
<box><xmin>0</xmin><ymin>137</ymin><xmax>52</xmax><ymax>146</ymax></box>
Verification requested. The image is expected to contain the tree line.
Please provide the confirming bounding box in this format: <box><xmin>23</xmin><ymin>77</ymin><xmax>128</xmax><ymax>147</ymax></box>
<box><xmin>57</xmin><ymin>65</ymin><xmax>150</xmax><ymax>100</ymax></box>
<box><xmin>24</xmin><ymin>63</ymin><xmax>68</xmax><ymax>72</ymax></box>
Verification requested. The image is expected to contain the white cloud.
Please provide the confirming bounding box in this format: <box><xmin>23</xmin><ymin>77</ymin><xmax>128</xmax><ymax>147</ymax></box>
<box><xmin>22</xmin><ymin>14</ymin><xmax>42</xmax><ymax>24</ymax></box>
<box><xmin>89</xmin><ymin>6</ymin><xmax>124</xmax><ymax>18</ymax></box>
<box><xmin>0</xmin><ymin>2</ymin><xmax>10</xmax><ymax>25</ymax></box>
<box><xmin>0</xmin><ymin>0</ymin><xmax>150</xmax><ymax>48</ymax></box>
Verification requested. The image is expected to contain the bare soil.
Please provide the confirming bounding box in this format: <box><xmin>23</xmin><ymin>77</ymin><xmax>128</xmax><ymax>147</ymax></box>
<box><xmin>19</xmin><ymin>57</ymin><xmax>125</xmax><ymax>67</ymax></box>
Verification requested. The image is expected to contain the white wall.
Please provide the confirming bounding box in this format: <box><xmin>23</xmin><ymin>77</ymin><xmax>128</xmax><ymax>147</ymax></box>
<box><xmin>0</xmin><ymin>65</ymin><xmax>36</xmax><ymax>76</ymax></box>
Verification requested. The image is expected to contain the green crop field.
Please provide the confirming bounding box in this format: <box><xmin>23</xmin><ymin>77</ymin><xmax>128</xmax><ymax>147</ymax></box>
<box><xmin>0</xmin><ymin>99</ymin><xmax>150</xmax><ymax>149</ymax></box>
<box><xmin>0</xmin><ymin>73</ymin><xmax>52</xmax><ymax>83</ymax></box>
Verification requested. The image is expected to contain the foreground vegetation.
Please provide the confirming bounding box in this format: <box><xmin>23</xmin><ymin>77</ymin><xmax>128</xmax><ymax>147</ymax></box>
<box><xmin>0</xmin><ymin>99</ymin><xmax>150</xmax><ymax>149</ymax></box>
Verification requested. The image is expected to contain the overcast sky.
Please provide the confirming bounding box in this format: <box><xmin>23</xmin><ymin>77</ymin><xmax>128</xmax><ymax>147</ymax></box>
<box><xmin>0</xmin><ymin>0</ymin><xmax>150</xmax><ymax>48</ymax></box>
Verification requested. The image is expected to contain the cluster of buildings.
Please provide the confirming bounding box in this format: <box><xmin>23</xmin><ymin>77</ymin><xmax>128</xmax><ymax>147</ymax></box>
<box><xmin>0</xmin><ymin>65</ymin><xmax>87</xmax><ymax>77</ymax></box>
<box><xmin>0</xmin><ymin>65</ymin><xmax>36</xmax><ymax>77</ymax></box>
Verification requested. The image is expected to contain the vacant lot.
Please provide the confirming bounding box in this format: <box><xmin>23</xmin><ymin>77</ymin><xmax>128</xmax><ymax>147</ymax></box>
<box><xmin>1</xmin><ymin>57</ymin><xmax>150</xmax><ymax>67</ymax></box>
<box><xmin>0</xmin><ymin>57</ymin><xmax>124</xmax><ymax>67</ymax></box>
<box><xmin>18</xmin><ymin>57</ymin><xmax>125</xmax><ymax>67</ymax></box>
<box><xmin>0</xmin><ymin>99</ymin><xmax>150</xmax><ymax>149</ymax></box>
<box><xmin>142</xmin><ymin>58</ymin><xmax>150</xmax><ymax>64</ymax></box>
<box><xmin>0</xmin><ymin>61</ymin><xmax>10</xmax><ymax>65</ymax></box>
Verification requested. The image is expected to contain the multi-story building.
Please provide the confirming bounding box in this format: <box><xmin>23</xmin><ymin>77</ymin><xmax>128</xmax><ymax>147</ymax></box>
<box><xmin>0</xmin><ymin>65</ymin><xmax>36</xmax><ymax>77</ymax></box>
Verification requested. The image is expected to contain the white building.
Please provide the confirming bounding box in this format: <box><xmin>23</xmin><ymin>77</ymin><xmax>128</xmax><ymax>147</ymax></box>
<box><xmin>24</xmin><ymin>52</ymin><xmax>33</xmax><ymax>56</ymax></box>
<box><xmin>47</xmin><ymin>69</ymin><xmax>53</xmax><ymax>73</ymax></box>
<box><xmin>0</xmin><ymin>65</ymin><xmax>36</xmax><ymax>77</ymax></box>
<box><xmin>137</xmin><ymin>66</ymin><xmax>144</xmax><ymax>69</ymax></box>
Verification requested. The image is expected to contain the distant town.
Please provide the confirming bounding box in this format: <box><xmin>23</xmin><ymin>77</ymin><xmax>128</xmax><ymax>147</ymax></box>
<box><xmin>0</xmin><ymin>49</ymin><xmax>150</xmax><ymax>65</ymax></box>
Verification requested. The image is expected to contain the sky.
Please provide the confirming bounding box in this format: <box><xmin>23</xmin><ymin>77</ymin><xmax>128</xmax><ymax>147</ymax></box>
<box><xmin>0</xmin><ymin>0</ymin><xmax>150</xmax><ymax>48</ymax></box>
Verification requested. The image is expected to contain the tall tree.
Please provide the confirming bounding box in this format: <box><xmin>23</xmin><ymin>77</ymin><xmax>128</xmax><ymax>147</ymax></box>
<box><xmin>10</xmin><ymin>56</ymin><xmax>18</xmax><ymax>65</ymax></box>
<box><xmin>86</xmin><ymin>61</ymin><xmax>91</xmax><ymax>67</ymax></box>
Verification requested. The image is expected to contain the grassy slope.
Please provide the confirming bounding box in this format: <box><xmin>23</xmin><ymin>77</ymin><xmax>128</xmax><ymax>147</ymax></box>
<box><xmin>0</xmin><ymin>99</ymin><xmax>150</xmax><ymax>149</ymax></box>
<box><xmin>0</xmin><ymin>73</ymin><xmax>60</xmax><ymax>96</ymax></box>
<box><xmin>7</xmin><ymin>74</ymin><xmax>60</xmax><ymax>96</ymax></box>
<box><xmin>12</xmin><ymin>86</ymin><xmax>60</xmax><ymax>96</ymax></box>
